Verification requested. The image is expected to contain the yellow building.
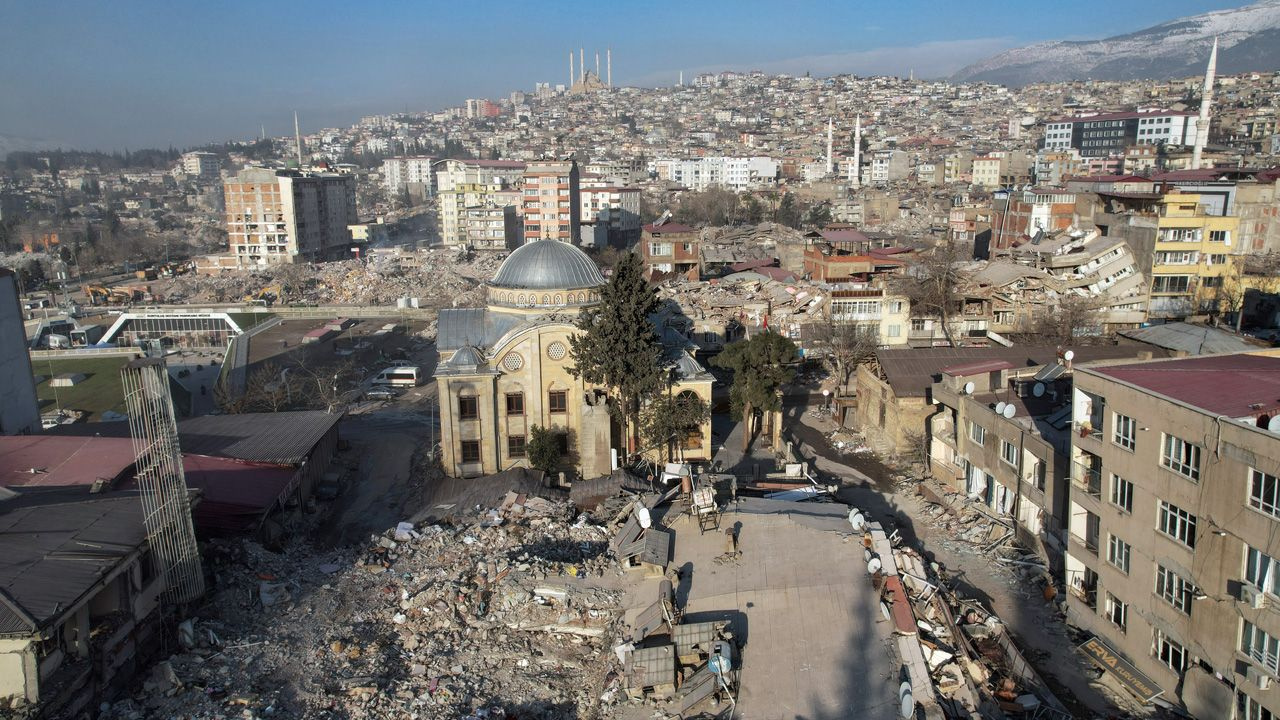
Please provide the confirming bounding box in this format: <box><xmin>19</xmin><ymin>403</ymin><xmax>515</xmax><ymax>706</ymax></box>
<box><xmin>1147</xmin><ymin>193</ymin><xmax>1240</xmax><ymax>319</ymax></box>
<box><xmin>434</xmin><ymin>241</ymin><xmax>713</xmax><ymax>479</ymax></box>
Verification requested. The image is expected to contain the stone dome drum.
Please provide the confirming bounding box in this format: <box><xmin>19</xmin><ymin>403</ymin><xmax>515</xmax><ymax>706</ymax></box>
<box><xmin>490</xmin><ymin>240</ymin><xmax>605</xmax><ymax>290</ymax></box>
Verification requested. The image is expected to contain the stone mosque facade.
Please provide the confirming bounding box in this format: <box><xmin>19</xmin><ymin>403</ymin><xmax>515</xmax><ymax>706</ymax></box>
<box><xmin>434</xmin><ymin>240</ymin><xmax>713</xmax><ymax>479</ymax></box>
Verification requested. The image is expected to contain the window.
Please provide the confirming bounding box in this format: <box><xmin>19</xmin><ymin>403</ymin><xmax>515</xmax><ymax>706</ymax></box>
<box><xmin>460</xmin><ymin>440</ymin><xmax>481</xmax><ymax>464</ymax></box>
<box><xmin>459</xmin><ymin>395</ymin><xmax>479</xmax><ymax>420</ymax></box>
<box><xmin>1238</xmin><ymin>691</ymin><xmax>1276</xmax><ymax>720</ymax></box>
<box><xmin>1151</xmin><ymin>275</ymin><xmax>1192</xmax><ymax>294</ymax></box>
<box><xmin>1247</xmin><ymin>546</ymin><xmax>1280</xmax><ymax>595</ymax></box>
<box><xmin>1108</xmin><ymin>535</ymin><xmax>1132</xmax><ymax>574</ymax></box>
<box><xmin>548</xmin><ymin>390</ymin><xmax>567</xmax><ymax>414</ymax></box>
<box><xmin>505</xmin><ymin>392</ymin><xmax>525</xmax><ymax>415</ymax></box>
<box><xmin>1250</xmin><ymin>469</ymin><xmax>1280</xmax><ymax>518</ymax></box>
<box><xmin>1158</xmin><ymin>501</ymin><xmax>1197</xmax><ymax>548</ymax></box>
<box><xmin>1105</xmin><ymin>593</ymin><xmax>1128</xmax><ymax>632</ymax></box>
<box><xmin>1155</xmin><ymin>564</ymin><xmax>1194</xmax><ymax>613</ymax></box>
<box><xmin>887</xmin><ymin>324</ymin><xmax>901</xmax><ymax>338</ymax></box>
<box><xmin>1113</xmin><ymin>413</ymin><xmax>1136</xmax><ymax>450</ymax></box>
<box><xmin>1000</xmin><ymin>440</ymin><xmax>1018</xmax><ymax>467</ymax></box>
<box><xmin>507</xmin><ymin>435</ymin><xmax>526</xmax><ymax>458</ymax></box>
<box><xmin>648</xmin><ymin>242</ymin><xmax>672</xmax><ymax>256</ymax></box>
<box><xmin>1161</xmin><ymin>434</ymin><xmax>1201</xmax><ymax>481</ymax></box>
<box><xmin>1210</xmin><ymin>229</ymin><xmax>1230</xmax><ymax>243</ymax></box>
<box><xmin>1110</xmin><ymin>474</ymin><xmax>1133</xmax><ymax>513</ymax></box>
<box><xmin>1153</xmin><ymin>629</ymin><xmax>1187</xmax><ymax>672</ymax></box>
<box><xmin>969</xmin><ymin>421</ymin><xmax>986</xmax><ymax>446</ymax></box>
<box><xmin>1244</xmin><ymin>621</ymin><xmax>1280</xmax><ymax>675</ymax></box>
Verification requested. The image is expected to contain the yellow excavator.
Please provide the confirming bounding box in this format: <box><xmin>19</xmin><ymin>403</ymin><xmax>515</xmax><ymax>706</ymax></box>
<box><xmin>82</xmin><ymin>285</ymin><xmax>110</xmax><ymax>305</ymax></box>
<box><xmin>243</xmin><ymin>285</ymin><xmax>283</xmax><ymax>306</ymax></box>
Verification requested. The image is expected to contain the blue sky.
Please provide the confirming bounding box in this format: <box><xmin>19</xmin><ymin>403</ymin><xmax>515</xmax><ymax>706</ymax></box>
<box><xmin>0</xmin><ymin>0</ymin><xmax>1247</xmax><ymax>151</ymax></box>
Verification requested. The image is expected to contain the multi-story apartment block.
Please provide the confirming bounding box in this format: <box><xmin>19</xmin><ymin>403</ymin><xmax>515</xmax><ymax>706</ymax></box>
<box><xmin>869</xmin><ymin>150</ymin><xmax>908</xmax><ymax>186</ymax></box>
<box><xmin>944</xmin><ymin>152</ymin><xmax>975</xmax><ymax>184</ymax></box>
<box><xmin>990</xmin><ymin>188</ymin><xmax>1078</xmax><ymax>251</ymax></box>
<box><xmin>383</xmin><ymin>156</ymin><xmax>436</xmax><ymax>198</ymax></box>
<box><xmin>179</xmin><ymin>151</ymin><xmax>221</xmax><ymax>182</ymax></box>
<box><xmin>822</xmin><ymin>284</ymin><xmax>911</xmax><ymax>348</ymax></box>
<box><xmin>1044</xmin><ymin>110</ymin><xmax>1199</xmax><ymax>157</ymax></box>
<box><xmin>1004</xmin><ymin>230</ymin><xmax>1148</xmax><ymax>331</ymax></box>
<box><xmin>463</xmin><ymin>201</ymin><xmax>521</xmax><ymax>251</ymax></box>
<box><xmin>436</xmin><ymin>160</ymin><xmax>525</xmax><ymax>247</ymax></box>
<box><xmin>1148</xmin><ymin>193</ymin><xmax>1240</xmax><ymax>319</ymax></box>
<box><xmin>522</xmin><ymin>160</ymin><xmax>580</xmax><ymax>244</ymax></box>
<box><xmin>641</xmin><ymin>221</ymin><xmax>700</xmax><ymax>279</ymax></box>
<box><xmin>1066</xmin><ymin>352</ymin><xmax>1280</xmax><ymax>718</ymax></box>
<box><xmin>579</xmin><ymin>181</ymin><xmax>640</xmax><ymax>248</ymax></box>
<box><xmin>652</xmin><ymin>157</ymin><xmax>778</xmax><ymax>192</ymax></box>
<box><xmin>224</xmin><ymin>167</ymin><xmax>357</xmax><ymax>266</ymax></box>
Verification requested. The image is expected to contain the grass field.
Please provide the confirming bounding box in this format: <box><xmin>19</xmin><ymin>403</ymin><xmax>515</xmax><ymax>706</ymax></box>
<box><xmin>33</xmin><ymin>356</ymin><xmax>131</xmax><ymax>422</ymax></box>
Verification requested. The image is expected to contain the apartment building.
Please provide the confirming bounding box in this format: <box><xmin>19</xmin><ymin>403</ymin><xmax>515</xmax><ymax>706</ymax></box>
<box><xmin>652</xmin><ymin>157</ymin><xmax>778</xmax><ymax>192</ymax></box>
<box><xmin>224</xmin><ymin>167</ymin><xmax>357</xmax><ymax>266</ymax></box>
<box><xmin>522</xmin><ymin>160</ymin><xmax>580</xmax><ymax>244</ymax></box>
<box><xmin>868</xmin><ymin>150</ymin><xmax>908</xmax><ymax>186</ymax></box>
<box><xmin>822</xmin><ymin>284</ymin><xmax>911</xmax><ymax>347</ymax></box>
<box><xmin>972</xmin><ymin>152</ymin><xmax>1033</xmax><ymax>191</ymax></box>
<box><xmin>1148</xmin><ymin>193</ymin><xmax>1240</xmax><ymax>319</ymax></box>
<box><xmin>944</xmin><ymin>152</ymin><xmax>975</xmax><ymax>184</ymax></box>
<box><xmin>435</xmin><ymin>159</ymin><xmax>525</xmax><ymax>247</ymax></box>
<box><xmin>1043</xmin><ymin>110</ymin><xmax>1199</xmax><ymax>157</ymax></box>
<box><xmin>1004</xmin><ymin>230</ymin><xmax>1149</xmax><ymax>331</ymax></box>
<box><xmin>383</xmin><ymin>156</ymin><xmax>436</xmax><ymax>197</ymax></box>
<box><xmin>579</xmin><ymin>180</ymin><xmax>640</xmax><ymax>248</ymax></box>
<box><xmin>641</xmin><ymin>221</ymin><xmax>700</xmax><ymax>279</ymax></box>
<box><xmin>1065</xmin><ymin>353</ymin><xmax>1280</xmax><ymax>717</ymax></box>
<box><xmin>990</xmin><ymin>188</ymin><xmax>1078</xmax><ymax>251</ymax></box>
<box><xmin>179</xmin><ymin>151</ymin><xmax>221</xmax><ymax>182</ymax></box>
<box><xmin>463</xmin><ymin>201</ymin><xmax>521</xmax><ymax>251</ymax></box>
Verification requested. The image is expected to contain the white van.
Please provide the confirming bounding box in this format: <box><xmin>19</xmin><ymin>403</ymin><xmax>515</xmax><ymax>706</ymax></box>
<box><xmin>372</xmin><ymin>366</ymin><xmax>422</xmax><ymax>387</ymax></box>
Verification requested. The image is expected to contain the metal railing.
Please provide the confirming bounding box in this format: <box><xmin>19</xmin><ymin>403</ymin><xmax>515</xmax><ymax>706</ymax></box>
<box><xmin>1072</xmin><ymin>461</ymin><xmax>1103</xmax><ymax>498</ymax></box>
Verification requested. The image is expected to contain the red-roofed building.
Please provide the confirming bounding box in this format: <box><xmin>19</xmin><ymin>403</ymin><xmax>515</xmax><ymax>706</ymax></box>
<box><xmin>641</xmin><ymin>221</ymin><xmax>701</xmax><ymax>279</ymax></box>
<box><xmin>1066</xmin><ymin>351</ymin><xmax>1280</xmax><ymax>711</ymax></box>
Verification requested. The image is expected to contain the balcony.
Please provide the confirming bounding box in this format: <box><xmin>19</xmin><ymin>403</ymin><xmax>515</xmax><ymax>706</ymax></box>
<box><xmin>1071</xmin><ymin>531</ymin><xmax>1100</xmax><ymax>556</ymax></box>
<box><xmin>1072</xmin><ymin>461</ymin><xmax>1102</xmax><ymax>498</ymax></box>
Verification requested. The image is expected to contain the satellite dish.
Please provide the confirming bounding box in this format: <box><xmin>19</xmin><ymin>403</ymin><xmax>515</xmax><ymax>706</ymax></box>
<box><xmin>864</xmin><ymin>547</ymin><xmax>874</xmax><ymax>563</ymax></box>
<box><xmin>900</xmin><ymin>692</ymin><xmax>915</xmax><ymax>719</ymax></box>
<box><xmin>963</xmin><ymin>381</ymin><xmax>975</xmax><ymax>395</ymax></box>
<box><xmin>636</xmin><ymin>506</ymin><xmax>652</xmax><ymax>530</ymax></box>
<box><xmin>1268</xmin><ymin>416</ymin><xmax>1280</xmax><ymax>433</ymax></box>
<box><xmin>868</xmin><ymin>556</ymin><xmax>883</xmax><ymax>574</ymax></box>
<box><xmin>1063</xmin><ymin>349</ymin><xmax>1075</xmax><ymax>361</ymax></box>
<box><xmin>899</xmin><ymin>681</ymin><xmax>913</xmax><ymax>700</ymax></box>
<box><xmin>850</xmin><ymin>511</ymin><xmax>867</xmax><ymax>532</ymax></box>
<box><xmin>995</xmin><ymin>401</ymin><xmax>1007</xmax><ymax>415</ymax></box>
<box><xmin>1003</xmin><ymin>404</ymin><xmax>1016</xmax><ymax>419</ymax></box>
<box><xmin>1033</xmin><ymin>382</ymin><xmax>1046</xmax><ymax>397</ymax></box>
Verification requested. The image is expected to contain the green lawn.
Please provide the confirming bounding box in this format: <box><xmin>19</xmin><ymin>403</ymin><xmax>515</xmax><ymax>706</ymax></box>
<box><xmin>33</xmin><ymin>356</ymin><xmax>131</xmax><ymax>422</ymax></box>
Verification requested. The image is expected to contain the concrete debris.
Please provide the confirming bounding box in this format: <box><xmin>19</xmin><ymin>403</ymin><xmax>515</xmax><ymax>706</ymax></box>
<box><xmin>99</xmin><ymin>499</ymin><xmax>639</xmax><ymax>720</ymax></box>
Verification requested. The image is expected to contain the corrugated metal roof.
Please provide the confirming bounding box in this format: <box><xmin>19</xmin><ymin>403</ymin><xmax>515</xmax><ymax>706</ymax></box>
<box><xmin>0</xmin><ymin>435</ymin><xmax>137</xmax><ymax>487</ymax></box>
<box><xmin>0</xmin><ymin>489</ymin><xmax>149</xmax><ymax>635</ymax></box>
<box><xmin>1118</xmin><ymin>322</ymin><xmax>1260</xmax><ymax>356</ymax></box>
<box><xmin>175</xmin><ymin>411</ymin><xmax>340</xmax><ymax>465</ymax></box>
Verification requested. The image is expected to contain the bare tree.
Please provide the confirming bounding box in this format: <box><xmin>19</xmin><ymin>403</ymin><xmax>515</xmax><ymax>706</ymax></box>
<box><xmin>893</xmin><ymin>242</ymin><xmax>967</xmax><ymax>346</ymax></box>
<box><xmin>1024</xmin><ymin>294</ymin><xmax>1107</xmax><ymax>344</ymax></box>
<box><xmin>807</xmin><ymin>316</ymin><xmax>880</xmax><ymax>393</ymax></box>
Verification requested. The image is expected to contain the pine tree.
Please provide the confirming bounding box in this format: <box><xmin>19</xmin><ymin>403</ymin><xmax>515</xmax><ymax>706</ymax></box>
<box><xmin>568</xmin><ymin>252</ymin><xmax>668</xmax><ymax>456</ymax></box>
<box><xmin>713</xmin><ymin>332</ymin><xmax>797</xmax><ymax>452</ymax></box>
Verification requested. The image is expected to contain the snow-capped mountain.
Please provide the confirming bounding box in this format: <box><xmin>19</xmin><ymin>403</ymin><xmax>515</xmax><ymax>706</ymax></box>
<box><xmin>952</xmin><ymin>0</ymin><xmax>1280</xmax><ymax>86</ymax></box>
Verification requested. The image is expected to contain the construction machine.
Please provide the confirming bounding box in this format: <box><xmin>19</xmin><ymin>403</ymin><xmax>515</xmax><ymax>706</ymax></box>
<box><xmin>243</xmin><ymin>285</ymin><xmax>283</xmax><ymax>306</ymax></box>
<box><xmin>82</xmin><ymin>285</ymin><xmax>111</xmax><ymax>306</ymax></box>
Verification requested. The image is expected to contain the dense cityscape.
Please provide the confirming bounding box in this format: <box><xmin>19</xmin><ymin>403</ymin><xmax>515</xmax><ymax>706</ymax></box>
<box><xmin>3</xmin><ymin>2</ymin><xmax>1280</xmax><ymax>719</ymax></box>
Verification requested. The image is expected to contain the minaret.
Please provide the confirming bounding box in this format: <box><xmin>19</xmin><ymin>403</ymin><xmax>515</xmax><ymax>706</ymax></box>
<box><xmin>580</xmin><ymin>48</ymin><xmax>585</xmax><ymax>83</ymax></box>
<box><xmin>851</xmin><ymin>115</ymin><xmax>862</xmax><ymax>188</ymax></box>
<box><xmin>607</xmin><ymin>48</ymin><xmax>612</xmax><ymax>88</ymax></box>
<box><xmin>569</xmin><ymin>51</ymin><xmax>574</xmax><ymax>89</ymax></box>
<box><xmin>679</xmin><ymin>70</ymin><xmax>683</xmax><ymax>87</ymax></box>
<box><xmin>595</xmin><ymin>52</ymin><xmax>600</xmax><ymax>81</ymax></box>
<box><xmin>826</xmin><ymin>118</ymin><xmax>834</xmax><ymax>176</ymax></box>
<box><xmin>293</xmin><ymin>111</ymin><xmax>303</xmax><ymax>167</ymax></box>
<box><xmin>1192</xmin><ymin>36</ymin><xmax>1218</xmax><ymax>170</ymax></box>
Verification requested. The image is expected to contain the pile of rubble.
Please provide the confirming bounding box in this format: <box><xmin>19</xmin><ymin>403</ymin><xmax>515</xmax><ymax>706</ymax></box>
<box><xmin>160</xmin><ymin>250</ymin><xmax>506</xmax><ymax>308</ymax></box>
<box><xmin>100</xmin><ymin>499</ymin><xmax>633</xmax><ymax>720</ymax></box>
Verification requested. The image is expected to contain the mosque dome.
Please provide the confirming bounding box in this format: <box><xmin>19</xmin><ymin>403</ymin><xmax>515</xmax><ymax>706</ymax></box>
<box><xmin>490</xmin><ymin>240</ymin><xmax>605</xmax><ymax>290</ymax></box>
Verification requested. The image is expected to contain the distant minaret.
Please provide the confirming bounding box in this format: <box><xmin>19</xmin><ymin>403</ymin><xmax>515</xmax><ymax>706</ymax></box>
<box><xmin>569</xmin><ymin>51</ymin><xmax>574</xmax><ymax>89</ymax></box>
<box><xmin>607</xmin><ymin>48</ymin><xmax>612</xmax><ymax>88</ymax></box>
<box><xmin>679</xmin><ymin>70</ymin><xmax>684</xmax><ymax>87</ymax></box>
<box><xmin>1192</xmin><ymin>36</ymin><xmax>1218</xmax><ymax>170</ymax></box>
<box><xmin>851</xmin><ymin>115</ymin><xmax>862</xmax><ymax>188</ymax></box>
<box><xmin>826</xmin><ymin>118</ymin><xmax>834</xmax><ymax>176</ymax></box>
<box><xmin>293</xmin><ymin>111</ymin><xmax>303</xmax><ymax>166</ymax></box>
<box><xmin>595</xmin><ymin>52</ymin><xmax>600</xmax><ymax>81</ymax></box>
<box><xmin>260</xmin><ymin>124</ymin><xmax>265</xmax><ymax>141</ymax></box>
<box><xmin>580</xmin><ymin>48</ymin><xmax>585</xmax><ymax>83</ymax></box>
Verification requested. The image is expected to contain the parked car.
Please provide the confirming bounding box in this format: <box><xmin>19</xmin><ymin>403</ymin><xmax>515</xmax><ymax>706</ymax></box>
<box><xmin>365</xmin><ymin>387</ymin><xmax>401</xmax><ymax>401</ymax></box>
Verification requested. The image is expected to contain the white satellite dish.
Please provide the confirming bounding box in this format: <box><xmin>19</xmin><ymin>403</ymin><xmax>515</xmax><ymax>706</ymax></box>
<box><xmin>636</xmin><ymin>506</ymin><xmax>652</xmax><ymax>530</ymax></box>
<box><xmin>1033</xmin><ymin>382</ymin><xmax>1046</xmax><ymax>397</ymax></box>
<box><xmin>899</xmin><ymin>681</ymin><xmax>913</xmax><ymax>700</ymax></box>
<box><xmin>900</xmin><ymin>692</ymin><xmax>915</xmax><ymax>718</ymax></box>
<box><xmin>1003</xmin><ymin>404</ymin><xmax>1016</xmax><ymax>419</ymax></box>
<box><xmin>849</xmin><ymin>509</ymin><xmax>866</xmax><ymax>532</ymax></box>
<box><xmin>864</xmin><ymin>547</ymin><xmax>874</xmax><ymax>563</ymax></box>
<box><xmin>867</xmin><ymin>556</ymin><xmax>883</xmax><ymax>574</ymax></box>
<box><xmin>1268</xmin><ymin>416</ymin><xmax>1280</xmax><ymax>433</ymax></box>
<box><xmin>963</xmin><ymin>381</ymin><xmax>975</xmax><ymax>395</ymax></box>
<box><xmin>1063</xmin><ymin>349</ymin><xmax>1075</xmax><ymax>361</ymax></box>
<box><xmin>995</xmin><ymin>401</ymin><xmax>1007</xmax><ymax>415</ymax></box>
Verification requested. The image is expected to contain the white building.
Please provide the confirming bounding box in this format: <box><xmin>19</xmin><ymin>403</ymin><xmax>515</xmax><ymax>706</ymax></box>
<box><xmin>869</xmin><ymin>150</ymin><xmax>908</xmax><ymax>186</ymax></box>
<box><xmin>179</xmin><ymin>152</ymin><xmax>221</xmax><ymax>182</ymax></box>
<box><xmin>579</xmin><ymin>182</ymin><xmax>641</xmax><ymax>248</ymax></box>
<box><xmin>436</xmin><ymin>159</ymin><xmax>526</xmax><ymax>247</ymax></box>
<box><xmin>653</xmin><ymin>157</ymin><xmax>777</xmax><ymax>192</ymax></box>
<box><xmin>383</xmin><ymin>156</ymin><xmax>437</xmax><ymax>197</ymax></box>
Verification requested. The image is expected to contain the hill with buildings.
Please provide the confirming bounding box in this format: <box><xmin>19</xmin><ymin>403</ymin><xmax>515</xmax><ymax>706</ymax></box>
<box><xmin>952</xmin><ymin>0</ymin><xmax>1280</xmax><ymax>85</ymax></box>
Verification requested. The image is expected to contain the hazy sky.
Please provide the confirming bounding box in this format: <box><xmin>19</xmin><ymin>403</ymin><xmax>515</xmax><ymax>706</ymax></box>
<box><xmin>0</xmin><ymin>0</ymin><xmax>1246</xmax><ymax>151</ymax></box>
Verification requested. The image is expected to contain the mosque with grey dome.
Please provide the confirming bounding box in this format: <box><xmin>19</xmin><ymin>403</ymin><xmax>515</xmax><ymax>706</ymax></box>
<box><xmin>434</xmin><ymin>240</ymin><xmax>712</xmax><ymax>479</ymax></box>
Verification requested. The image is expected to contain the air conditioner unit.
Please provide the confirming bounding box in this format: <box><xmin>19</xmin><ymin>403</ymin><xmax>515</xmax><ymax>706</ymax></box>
<box><xmin>1242</xmin><ymin>585</ymin><xmax>1270</xmax><ymax>610</ymax></box>
<box><xmin>1247</xmin><ymin>664</ymin><xmax>1273</xmax><ymax>691</ymax></box>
